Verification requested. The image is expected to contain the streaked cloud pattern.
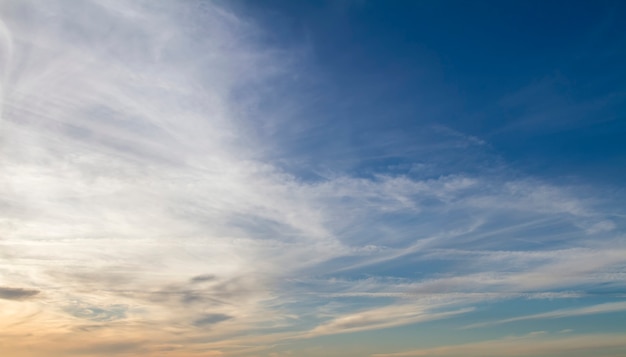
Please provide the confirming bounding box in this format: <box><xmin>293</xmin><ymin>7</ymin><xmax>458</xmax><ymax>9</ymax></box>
<box><xmin>0</xmin><ymin>1</ymin><xmax>625</xmax><ymax>356</ymax></box>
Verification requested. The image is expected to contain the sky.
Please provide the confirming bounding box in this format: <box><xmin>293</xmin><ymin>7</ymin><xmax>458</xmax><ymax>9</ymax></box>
<box><xmin>0</xmin><ymin>0</ymin><xmax>625</xmax><ymax>356</ymax></box>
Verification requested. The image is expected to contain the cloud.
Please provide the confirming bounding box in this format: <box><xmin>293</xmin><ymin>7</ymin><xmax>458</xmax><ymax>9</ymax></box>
<box><xmin>371</xmin><ymin>332</ymin><xmax>626</xmax><ymax>357</ymax></box>
<box><xmin>64</xmin><ymin>301</ymin><xmax>127</xmax><ymax>322</ymax></box>
<box><xmin>0</xmin><ymin>0</ymin><xmax>624</xmax><ymax>356</ymax></box>
<box><xmin>191</xmin><ymin>274</ymin><xmax>217</xmax><ymax>283</ymax></box>
<box><xmin>193</xmin><ymin>313</ymin><xmax>233</xmax><ymax>327</ymax></box>
<box><xmin>464</xmin><ymin>301</ymin><xmax>626</xmax><ymax>329</ymax></box>
<box><xmin>0</xmin><ymin>286</ymin><xmax>40</xmax><ymax>300</ymax></box>
<box><xmin>307</xmin><ymin>305</ymin><xmax>473</xmax><ymax>337</ymax></box>
<box><xmin>68</xmin><ymin>341</ymin><xmax>145</xmax><ymax>355</ymax></box>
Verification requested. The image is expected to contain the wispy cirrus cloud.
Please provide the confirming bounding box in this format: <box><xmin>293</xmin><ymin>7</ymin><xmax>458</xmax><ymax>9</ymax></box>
<box><xmin>306</xmin><ymin>305</ymin><xmax>474</xmax><ymax>337</ymax></box>
<box><xmin>372</xmin><ymin>332</ymin><xmax>626</xmax><ymax>357</ymax></box>
<box><xmin>464</xmin><ymin>301</ymin><xmax>626</xmax><ymax>329</ymax></box>
<box><xmin>0</xmin><ymin>0</ymin><xmax>625</xmax><ymax>356</ymax></box>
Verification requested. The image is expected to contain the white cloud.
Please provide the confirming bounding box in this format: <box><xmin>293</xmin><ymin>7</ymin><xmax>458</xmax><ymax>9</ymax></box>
<box><xmin>464</xmin><ymin>301</ymin><xmax>626</xmax><ymax>329</ymax></box>
<box><xmin>0</xmin><ymin>0</ymin><xmax>625</xmax><ymax>356</ymax></box>
<box><xmin>306</xmin><ymin>305</ymin><xmax>473</xmax><ymax>337</ymax></box>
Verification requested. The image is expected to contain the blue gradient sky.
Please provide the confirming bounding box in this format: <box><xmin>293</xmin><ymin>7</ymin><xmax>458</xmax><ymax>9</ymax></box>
<box><xmin>0</xmin><ymin>1</ymin><xmax>625</xmax><ymax>356</ymax></box>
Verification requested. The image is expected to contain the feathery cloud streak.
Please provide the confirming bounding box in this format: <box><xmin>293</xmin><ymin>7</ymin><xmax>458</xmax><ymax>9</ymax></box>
<box><xmin>0</xmin><ymin>1</ymin><xmax>625</xmax><ymax>356</ymax></box>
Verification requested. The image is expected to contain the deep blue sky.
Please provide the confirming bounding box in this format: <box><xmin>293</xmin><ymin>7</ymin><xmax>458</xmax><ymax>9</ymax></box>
<box><xmin>236</xmin><ymin>0</ymin><xmax>626</xmax><ymax>184</ymax></box>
